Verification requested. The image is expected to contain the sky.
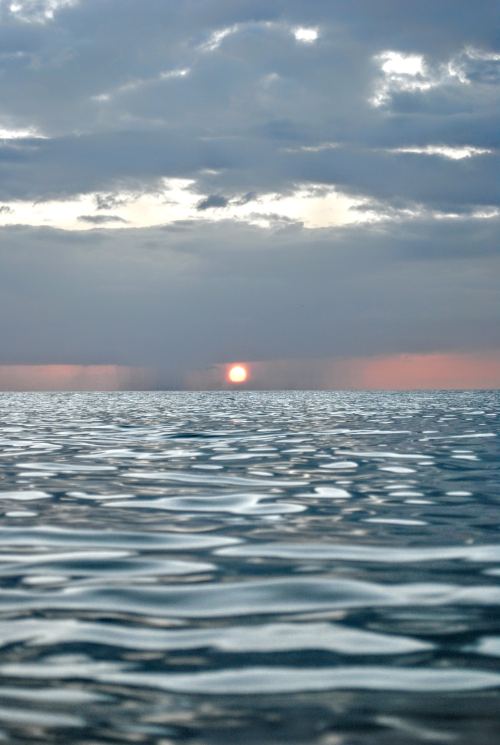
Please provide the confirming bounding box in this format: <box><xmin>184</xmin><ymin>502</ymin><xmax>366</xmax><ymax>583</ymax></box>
<box><xmin>0</xmin><ymin>0</ymin><xmax>499</xmax><ymax>390</ymax></box>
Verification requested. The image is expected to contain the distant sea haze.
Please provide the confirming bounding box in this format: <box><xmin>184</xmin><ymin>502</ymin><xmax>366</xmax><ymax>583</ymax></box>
<box><xmin>1</xmin><ymin>352</ymin><xmax>500</xmax><ymax>390</ymax></box>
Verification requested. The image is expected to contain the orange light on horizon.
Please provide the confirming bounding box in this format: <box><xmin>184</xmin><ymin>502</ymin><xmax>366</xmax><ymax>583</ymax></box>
<box><xmin>227</xmin><ymin>364</ymin><xmax>248</xmax><ymax>384</ymax></box>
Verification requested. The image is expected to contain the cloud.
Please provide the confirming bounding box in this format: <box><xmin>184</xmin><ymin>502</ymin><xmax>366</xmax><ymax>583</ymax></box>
<box><xmin>389</xmin><ymin>145</ymin><xmax>492</xmax><ymax>160</ymax></box>
<box><xmin>95</xmin><ymin>193</ymin><xmax>128</xmax><ymax>210</ymax></box>
<box><xmin>0</xmin><ymin>1</ymin><xmax>497</xmax><ymax>212</ymax></box>
<box><xmin>1</xmin><ymin>0</ymin><xmax>78</xmax><ymax>24</ymax></box>
<box><xmin>78</xmin><ymin>214</ymin><xmax>128</xmax><ymax>224</ymax></box>
<box><xmin>0</xmin><ymin>181</ymin><xmax>396</xmax><ymax>230</ymax></box>
<box><xmin>0</xmin><ymin>125</ymin><xmax>47</xmax><ymax>139</ymax></box>
<box><xmin>197</xmin><ymin>194</ymin><xmax>229</xmax><ymax>210</ymax></box>
<box><xmin>293</xmin><ymin>27</ymin><xmax>318</xmax><ymax>44</ymax></box>
<box><xmin>0</xmin><ymin>0</ymin><xmax>498</xmax><ymax>384</ymax></box>
<box><xmin>0</xmin><ymin>216</ymin><xmax>498</xmax><ymax>378</ymax></box>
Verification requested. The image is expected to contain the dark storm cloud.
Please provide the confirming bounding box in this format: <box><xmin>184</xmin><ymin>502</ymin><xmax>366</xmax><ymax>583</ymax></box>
<box><xmin>0</xmin><ymin>0</ymin><xmax>498</xmax><ymax>378</ymax></box>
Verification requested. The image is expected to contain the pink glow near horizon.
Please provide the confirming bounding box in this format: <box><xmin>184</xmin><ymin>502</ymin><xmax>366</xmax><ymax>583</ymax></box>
<box><xmin>348</xmin><ymin>353</ymin><xmax>500</xmax><ymax>390</ymax></box>
<box><xmin>0</xmin><ymin>365</ymin><xmax>152</xmax><ymax>391</ymax></box>
<box><xmin>188</xmin><ymin>352</ymin><xmax>500</xmax><ymax>390</ymax></box>
<box><xmin>0</xmin><ymin>353</ymin><xmax>499</xmax><ymax>390</ymax></box>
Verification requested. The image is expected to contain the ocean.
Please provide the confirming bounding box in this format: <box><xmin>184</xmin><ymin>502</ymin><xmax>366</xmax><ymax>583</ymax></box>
<box><xmin>0</xmin><ymin>390</ymin><xmax>499</xmax><ymax>744</ymax></box>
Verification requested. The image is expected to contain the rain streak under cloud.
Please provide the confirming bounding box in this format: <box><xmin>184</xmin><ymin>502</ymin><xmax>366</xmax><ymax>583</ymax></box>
<box><xmin>0</xmin><ymin>0</ymin><xmax>499</xmax><ymax>389</ymax></box>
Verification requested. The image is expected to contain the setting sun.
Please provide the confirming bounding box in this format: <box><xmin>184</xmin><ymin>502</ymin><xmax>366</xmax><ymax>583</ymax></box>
<box><xmin>227</xmin><ymin>364</ymin><xmax>248</xmax><ymax>384</ymax></box>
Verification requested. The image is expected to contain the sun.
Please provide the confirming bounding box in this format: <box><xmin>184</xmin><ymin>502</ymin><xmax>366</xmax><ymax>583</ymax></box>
<box><xmin>227</xmin><ymin>364</ymin><xmax>248</xmax><ymax>384</ymax></box>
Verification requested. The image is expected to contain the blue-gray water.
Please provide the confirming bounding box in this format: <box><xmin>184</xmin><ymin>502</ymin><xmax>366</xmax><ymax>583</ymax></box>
<box><xmin>0</xmin><ymin>390</ymin><xmax>499</xmax><ymax>744</ymax></box>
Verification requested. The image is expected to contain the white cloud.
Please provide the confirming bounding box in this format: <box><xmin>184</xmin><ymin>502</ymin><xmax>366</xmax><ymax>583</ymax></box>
<box><xmin>371</xmin><ymin>45</ymin><xmax>499</xmax><ymax>107</ymax></box>
<box><xmin>0</xmin><ymin>179</ymin><xmax>197</xmax><ymax>230</ymax></box>
<box><xmin>432</xmin><ymin>208</ymin><xmax>499</xmax><ymax>220</ymax></box>
<box><xmin>160</xmin><ymin>68</ymin><xmax>190</xmax><ymax>80</ymax></box>
<box><xmin>201</xmin><ymin>21</ymin><xmax>320</xmax><ymax>53</ymax></box>
<box><xmin>0</xmin><ymin>125</ymin><xmax>47</xmax><ymax>139</ymax></box>
<box><xmin>4</xmin><ymin>0</ymin><xmax>77</xmax><ymax>23</ymax></box>
<box><xmin>91</xmin><ymin>68</ymin><xmax>190</xmax><ymax>103</ymax></box>
<box><xmin>293</xmin><ymin>27</ymin><xmax>319</xmax><ymax>44</ymax></box>
<box><xmin>0</xmin><ymin>181</ymin><xmax>379</xmax><ymax>231</ymax></box>
<box><xmin>464</xmin><ymin>46</ymin><xmax>500</xmax><ymax>62</ymax></box>
<box><xmin>1</xmin><ymin>177</ymin><xmax>496</xmax><ymax>232</ymax></box>
<box><xmin>284</xmin><ymin>142</ymin><xmax>340</xmax><ymax>153</ymax></box>
<box><xmin>200</xmin><ymin>25</ymin><xmax>240</xmax><ymax>52</ymax></box>
<box><xmin>380</xmin><ymin>51</ymin><xmax>425</xmax><ymax>76</ymax></box>
<box><xmin>371</xmin><ymin>50</ymin><xmax>437</xmax><ymax>106</ymax></box>
<box><xmin>391</xmin><ymin>145</ymin><xmax>492</xmax><ymax>160</ymax></box>
<box><xmin>447</xmin><ymin>46</ymin><xmax>500</xmax><ymax>85</ymax></box>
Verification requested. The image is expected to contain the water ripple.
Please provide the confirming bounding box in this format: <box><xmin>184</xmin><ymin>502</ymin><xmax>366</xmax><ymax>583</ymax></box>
<box><xmin>0</xmin><ymin>390</ymin><xmax>499</xmax><ymax>744</ymax></box>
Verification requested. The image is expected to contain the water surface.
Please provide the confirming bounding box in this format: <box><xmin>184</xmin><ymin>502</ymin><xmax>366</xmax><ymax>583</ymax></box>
<box><xmin>0</xmin><ymin>391</ymin><xmax>499</xmax><ymax>743</ymax></box>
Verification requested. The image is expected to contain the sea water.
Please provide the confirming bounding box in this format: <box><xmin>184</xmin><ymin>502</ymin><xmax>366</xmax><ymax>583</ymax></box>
<box><xmin>0</xmin><ymin>390</ymin><xmax>499</xmax><ymax>744</ymax></box>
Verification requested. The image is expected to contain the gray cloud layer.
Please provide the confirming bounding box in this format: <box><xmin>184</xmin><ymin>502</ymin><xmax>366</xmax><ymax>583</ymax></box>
<box><xmin>0</xmin><ymin>0</ymin><xmax>498</xmax><ymax>381</ymax></box>
<box><xmin>1</xmin><ymin>218</ymin><xmax>499</xmax><ymax>373</ymax></box>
